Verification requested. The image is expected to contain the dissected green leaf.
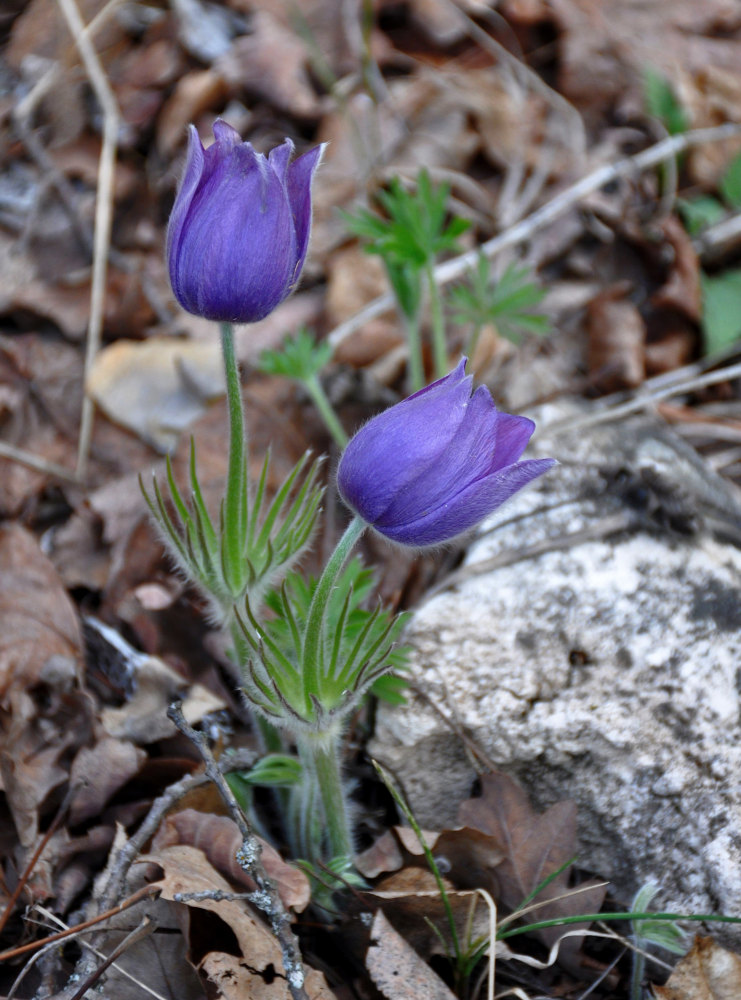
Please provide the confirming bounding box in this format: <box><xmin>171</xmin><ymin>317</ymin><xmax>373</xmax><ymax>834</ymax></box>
<box><xmin>701</xmin><ymin>268</ymin><xmax>741</xmax><ymax>355</ymax></box>
<box><xmin>678</xmin><ymin>196</ymin><xmax>725</xmax><ymax>236</ymax></box>
<box><xmin>720</xmin><ymin>150</ymin><xmax>741</xmax><ymax>209</ymax></box>
<box><xmin>643</xmin><ymin>67</ymin><xmax>689</xmax><ymax>135</ymax></box>
<box><xmin>257</xmin><ymin>327</ymin><xmax>333</xmax><ymax>381</ymax></box>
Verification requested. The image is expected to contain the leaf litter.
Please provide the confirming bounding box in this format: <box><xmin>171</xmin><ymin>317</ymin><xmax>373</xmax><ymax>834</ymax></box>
<box><xmin>2</xmin><ymin>0</ymin><xmax>741</xmax><ymax>996</ymax></box>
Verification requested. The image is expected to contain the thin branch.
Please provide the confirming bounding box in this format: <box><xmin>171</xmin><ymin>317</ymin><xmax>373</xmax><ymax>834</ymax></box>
<box><xmin>68</xmin><ymin>916</ymin><xmax>156</xmax><ymax>1000</ymax></box>
<box><xmin>55</xmin><ymin>0</ymin><xmax>120</xmax><ymax>481</ymax></box>
<box><xmin>166</xmin><ymin>703</ymin><xmax>310</xmax><ymax>1000</ymax></box>
<box><xmin>0</xmin><ymin>440</ymin><xmax>79</xmax><ymax>484</ymax></box>
<box><xmin>328</xmin><ymin>122</ymin><xmax>741</xmax><ymax>350</ymax></box>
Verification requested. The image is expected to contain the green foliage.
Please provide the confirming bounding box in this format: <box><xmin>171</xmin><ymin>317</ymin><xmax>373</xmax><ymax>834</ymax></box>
<box><xmin>631</xmin><ymin>883</ymin><xmax>686</xmax><ymax>955</ymax></box>
<box><xmin>257</xmin><ymin>327</ymin><xmax>333</xmax><ymax>382</ymax></box>
<box><xmin>229</xmin><ymin>753</ymin><xmax>304</xmax><ymax>790</ymax></box>
<box><xmin>141</xmin><ymin>445</ymin><xmax>323</xmax><ymax>619</ymax></box>
<box><xmin>701</xmin><ymin>268</ymin><xmax>741</xmax><ymax>354</ymax></box>
<box><xmin>234</xmin><ymin>555</ymin><xmax>408</xmax><ymax>729</ymax></box>
<box><xmin>343</xmin><ymin>170</ymin><xmax>469</xmax><ymax>273</ymax></box>
<box><xmin>677</xmin><ymin>195</ymin><xmax>725</xmax><ymax>237</ymax></box>
<box><xmin>448</xmin><ymin>255</ymin><xmax>550</xmax><ymax>347</ymax></box>
<box><xmin>643</xmin><ymin>67</ymin><xmax>689</xmax><ymax>135</ymax></box>
<box><xmin>719</xmin><ymin>150</ymin><xmax>741</xmax><ymax>208</ymax></box>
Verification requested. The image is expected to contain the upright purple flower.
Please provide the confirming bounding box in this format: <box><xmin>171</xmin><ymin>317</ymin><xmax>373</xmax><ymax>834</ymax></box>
<box><xmin>167</xmin><ymin>120</ymin><xmax>323</xmax><ymax>323</ymax></box>
<box><xmin>337</xmin><ymin>359</ymin><xmax>555</xmax><ymax>547</ymax></box>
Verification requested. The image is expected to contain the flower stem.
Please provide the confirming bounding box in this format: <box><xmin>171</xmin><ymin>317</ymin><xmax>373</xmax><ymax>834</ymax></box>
<box><xmin>403</xmin><ymin>310</ymin><xmax>424</xmax><ymax>394</ymax></box>
<box><xmin>298</xmin><ymin>731</ymin><xmax>352</xmax><ymax>861</ymax></box>
<box><xmin>426</xmin><ymin>261</ymin><xmax>448</xmax><ymax>380</ymax></box>
<box><xmin>304</xmin><ymin>374</ymin><xmax>348</xmax><ymax>449</ymax></box>
<box><xmin>301</xmin><ymin>515</ymin><xmax>366</xmax><ymax>713</ymax></box>
<box><xmin>220</xmin><ymin>322</ymin><xmax>248</xmax><ymax>596</ymax></box>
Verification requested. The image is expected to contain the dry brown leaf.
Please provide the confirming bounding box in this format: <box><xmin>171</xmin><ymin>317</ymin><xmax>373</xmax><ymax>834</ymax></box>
<box><xmin>68</xmin><ymin>737</ymin><xmax>147</xmax><ymax>826</ymax></box>
<box><xmin>156</xmin><ymin>69</ymin><xmax>228</xmax><ymax>158</ymax></box>
<box><xmin>650</xmin><ymin>216</ymin><xmax>702</xmax><ymax>322</ymax></box>
<box><xmin>86</xmin><ymin>338</ymin><xmax>225</xmax><ymax>453</ymax></box>
<box><xmin>366</xmin><ymin>909</ymin><xmax>458</xmax><ymax>1000</ymax></box>
<box><xmin>587</xmin><ymin>283</ymin><xmax>646</xmax><ymax>393</ymax></box>
<box><xmin>654</xmin><ymin>935</ymin><xmax>741</xmax><ymax>999</ymax></box>
<box><xmin>153</xmin><ymin>809</ymin><xmax>310</xmax><ymax>912</ymax></box>
<box><xmin>145</xmin><ymin>843</ymin><xmax>331</xmax><ymax>998</ymax></box>
<box><xmin>457</xmin><ymin>772</ymin><xmax>606</xmax><ymax>958</ymax></box>
<box><xmin>0</xmin><ymin>523</ymin><xmax>82</xmax><ymax>698</ymax></box>
<box><xmin>550</xmin><ymin>0</ymin><xmax>741</xmax><ymax>121</ymax></box>
<box><xmin>215</xmin><ymin>10</ymin><xmax>321</xmax><ymax>119</ymax></box>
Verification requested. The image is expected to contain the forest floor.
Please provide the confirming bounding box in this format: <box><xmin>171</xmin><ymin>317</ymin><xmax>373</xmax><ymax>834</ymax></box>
<box><xmin>2</xmin><ymin>0</ymin><xmax>741</xmax><ymax>997</ymax></box>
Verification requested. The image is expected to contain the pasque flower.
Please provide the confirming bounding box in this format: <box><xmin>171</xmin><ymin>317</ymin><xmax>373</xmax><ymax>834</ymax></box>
<box><xmin>167</xmin><ymin>120</ymin><xmax>323</xmax><ymax>323</ymax></box>
<box><xmin>337</xmin><ymin>359</ymin><xmax>555</xmax><ymax>546</ymax></box>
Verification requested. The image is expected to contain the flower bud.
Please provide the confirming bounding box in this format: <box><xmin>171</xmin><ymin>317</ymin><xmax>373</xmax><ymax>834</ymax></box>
<box><xmin>167</xmin><ymin>120</ymin><xmax>323</xmax><ymax>323</ymax></box>
<box><xmin>337</xmin><ymin>359</ymin><xmax>555</xmax><ymax>547</ymax></box>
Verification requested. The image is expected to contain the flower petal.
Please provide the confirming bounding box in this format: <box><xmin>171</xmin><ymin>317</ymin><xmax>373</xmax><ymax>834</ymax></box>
<box><xmin>286</xmin><ymin>144</ymin><xmax>324</xmax><ymax>286</ymax></box>
<box><xmin>377</xmin><ymin>458</ymin><xmax>557</xmax><ymax>546</ymax></box>
<box><xmin>337</xmin><ymin>364</ymin><xmax>473</xmax><ymax>523</ymax></box>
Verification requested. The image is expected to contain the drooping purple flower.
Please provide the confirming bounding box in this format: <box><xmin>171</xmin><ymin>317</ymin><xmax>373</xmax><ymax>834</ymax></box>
<box><xmin>166</xmin><ymin>120</ymin><xmax>323</xmax><ymax>323</ymax></box>
<box><xmin>337</xmin><ymin>359</ymin><xmax>555</xmax><ymax>547</ymax></box>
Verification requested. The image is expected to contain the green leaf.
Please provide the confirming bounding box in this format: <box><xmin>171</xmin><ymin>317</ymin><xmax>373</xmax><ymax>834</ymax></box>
<box><xmin>448</xmin><ymin>257</ymin><xmax>550</xmax><ymax>344</ymax></box>
<box><xmin>643</xmin><ymin>67</ymin><xmax>689</xmax><ymax>135</ymax></box>
<box><xmin>720</xmin><ymin>150</ymin><xmax>741</xmax><ymax>209</ymax></box>
<box><xmin>235</xmin><ymin>754</ymin><xmax>304</xmax><ymax>788</ymax></box>
<box><xmin>631</xmin><ymin>883</ymin><xmax>687</xmax><ymax>955</ymax></box>
<box><xmin>677</xmin><ymin>196</ymin><xmax>725</xmax><ymax>236</ymax></box>
<box><xmin>701</xmin><ymin>268</ymin><xmax>741</xmax><ymax>354</ymax></box>
<box><xmin>257</xmin><ymin>327</ymin><xmax>333</xmax><ymax>381</ymax></box>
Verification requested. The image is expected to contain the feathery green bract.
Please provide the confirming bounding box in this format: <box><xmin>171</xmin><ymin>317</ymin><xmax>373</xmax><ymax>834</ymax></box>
<box><xmin>449</xmin><ymin>255</ymin><xmax>550</xmax><ymax>346</ymax></box>
<box><xmin>140</xmin><ymin>443</ymin><xmax>324</xmax><ymax>620</ymax></box>
<box><xmin>233</xmin><ymin>557</ymin><xmax>408</xmax><ymax>730</ymax></box>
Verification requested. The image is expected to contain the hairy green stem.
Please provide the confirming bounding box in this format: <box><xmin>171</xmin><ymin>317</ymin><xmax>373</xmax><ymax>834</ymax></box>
<box><xmin>426</xmin><ymin>262</ymin><xmax>448</xmax><ymax>380</ymax></box>
<box><xmin>403</xmin><ymin>310</ymin><xmax>424</xmax><ymax>394</ymax></box>
<box><xmin>630</xmin><ymin>947</ymin><xmax>645</xmax><ymax>1000</ymax></box>
<box><xmin>299</xmin><ymin>731</ymin><xmax>352</xmax><ymax>860</ymax></box>
<box><xmin>304</xmin><ymin>374</ymin><xmax>348</xmax><ymax>449</ymax></box>
<box><xmin>220</xmin><ymin>322</ymin><xmax>247</xmax><ymax>595</ymax></box>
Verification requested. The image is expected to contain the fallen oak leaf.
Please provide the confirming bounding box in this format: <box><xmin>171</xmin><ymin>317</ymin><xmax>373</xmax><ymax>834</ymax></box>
<box><xmin>458</xmin><ymin>771</ymin><xmax>606</xmax><ymax>964</ymax></box>
<box><xmin>143</xmin><ymin>843</ymin><xmax>331</xmax><ymax>998</ymax></box>
<box><xmin>366</xmin><ymin>909</ymin><xmax>459</xmax><ymax>1000</ymax></box>
<box><xmin>153</xmin><ymin>808</ymin><xmax>310</xmax><ymax>912</ymax></box>
<box><xmin>654</xmin><ymin>935</ymin><xmax>741</xmax><ymax>999</ymax></box>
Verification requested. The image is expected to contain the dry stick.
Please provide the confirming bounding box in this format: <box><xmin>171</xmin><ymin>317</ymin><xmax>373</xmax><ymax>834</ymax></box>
<box><xmin>99</xmin><ymin>747</ymin><xmax>256</xmax><ymax>910</ymax></box>
<box><xmin>55</xmin><ymin>0</ymin><xmax>119</xmax><ymax>482</ymax></box>
<box><xmin>166</xmin><ymin>703</ymin><xmax>310</xmax><ymax>1000</ymax></box>
<box><xmin>68</xmin><ymin>916</ymin><xmax>155</xmax><ymax>1000</ymax></box>
<box><xmin>0</xmin><ymin>440</ymin><xmax>79</xmax><ymax>484</ymax></box>
<box><xmin>327</xmin><ymin>122</ymin><xmax>741</xmax><ymax>350</ymax></box>
<box><xmin>0</xmin><ymin>884</ymin><xmax>157</xmax><ymax>964</ymax></box>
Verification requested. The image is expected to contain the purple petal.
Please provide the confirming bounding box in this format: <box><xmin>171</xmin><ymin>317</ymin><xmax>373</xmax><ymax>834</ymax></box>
<box><xmin>267</xmin><ymin>138</ymin><xmax>295</xmax><ymax>182</ymax></box>
<box><xmin>337</xmin><ymin>364</ymin><xmax>474</xmax><ymax>523</ymax></box>
<box><xmin>169</xmin><ymin>140</ymin><xmax>296</xmax><ymax>322</ymax></box>
<box><xmin>376</xmin><ymin>385</ymin><xmax>501</xmax><ymax>529</ymax></box>
<box><xmin>285</xmin><ymin>144</ymin><xmax>324</xmax><ymax>285</ymax></box>
<box><xmin>378</xmin><ymin>458</ymin><xmax>557</xmax><ymax>546</ymax></box>
<box><xmin>166</xmin><ymin>126</ymin><xmax>205</xmax><ymax>287</ymax></box>
<box><xmin>486</xmin><ymin>412</ymin><xmax>535</xmax><ymax>471</ymax></box>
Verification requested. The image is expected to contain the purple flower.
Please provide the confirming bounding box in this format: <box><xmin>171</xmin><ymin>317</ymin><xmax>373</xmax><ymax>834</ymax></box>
<box><xmin>337</xmin><ymin>359</ymin><xmax>555</xmax><ymax>547</ymax></box>
<box><xmin>167</xmin><ymin>120</ymin><xmax>323</xmax><ymax>323</ymax></box>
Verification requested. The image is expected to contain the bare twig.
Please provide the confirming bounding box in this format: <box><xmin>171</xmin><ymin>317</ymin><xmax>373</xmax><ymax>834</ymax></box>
<box><xmin>166</xmin><ymin>703</ymin><xmax>310</xmax><ymax>1000</ymax></box>
<box><xmin>99</xmin><ymin>748</ymin><xmax>256</xmax><ymax>910</ymax></box>
<box><xmin>68</xmin><ymin>916</ymin><xmax>156</xmax><ymax>1000</ymax></box>
<box><xmin>0</xmin><ymin>439</ymin><xmax>79</xmax><ymax>484</ymax></box>
<box><xmin>328</xmin><ymin>122</ymin><xmax>741</xmax><ymax>350</ymax></box>
<box><xmin>694</xmin><ymin>209</ymin><xmax>741</xmax><ymax>261</ymax></box>
<box><xmin>55</xmin><ymin>0</ymin><xmax>120</xmax><ymax>481</ymax></box>
<box><xmin>545</xmin><ymin>360</ymin><xmax>741</xmax><ymax>436</ymax></box>
<box><xmin>0</xmin><ymin>885</ymin><xmax>157</xmax><ymax>963</ymax></box>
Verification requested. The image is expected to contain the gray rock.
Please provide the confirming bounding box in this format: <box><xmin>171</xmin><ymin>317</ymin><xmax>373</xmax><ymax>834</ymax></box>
<box><xmin>371</xmin><ymin>401</ymin><xmax>741</xmax><ymax>915</ymax></box>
